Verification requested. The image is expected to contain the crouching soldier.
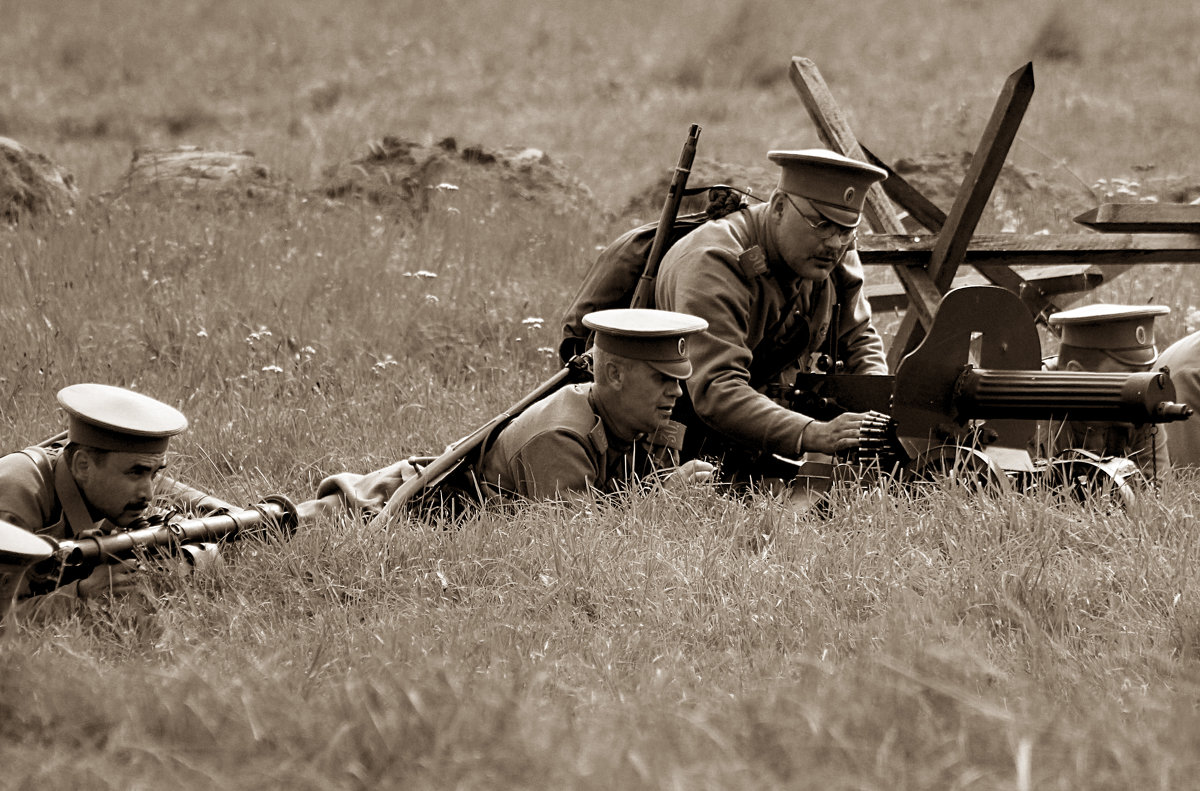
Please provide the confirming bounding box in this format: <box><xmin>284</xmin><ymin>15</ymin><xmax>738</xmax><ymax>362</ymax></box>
<box><xmin>1039</xmin><ymin>303</ymin><xmax>1170</xmax><ymax>474</ymax></box>
<box><xmin>311</xmin><ymin>309</ymin><xmax>714</xmax><ymax>517</ymax></box>
<box><xmin>0</xmin><ymin>383</ymin><xmax>189</xmax><ymax>616</ymax></box>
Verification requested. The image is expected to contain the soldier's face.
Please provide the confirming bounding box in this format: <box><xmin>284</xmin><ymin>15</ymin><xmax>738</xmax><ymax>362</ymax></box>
<box><xmin>773</xmin><ymin>193</ymin><xmax>855</xmax><ymax>280</ymax></box>
<box><xmin>74</xmin><ymin>449</ymin><xmax>167</xmax><ymax>527</ymax></box>
<box><xmin>617</xmin><ymin>361</ymin><xmax>685</xmax><ymax>436</ymax></box>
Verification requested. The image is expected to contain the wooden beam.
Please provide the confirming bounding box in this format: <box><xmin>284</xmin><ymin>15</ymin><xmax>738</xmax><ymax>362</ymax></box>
<box><xmin>788</xmin><ymin>57</ymin><xmax>941</xmax><ymax>334</ymax></box>
<box><xmin>926</xmin><ymin>63</ymin><xmax>1035</xmax><ymax>294</ymax></box>
<box><xmin>893</xmin><ymin>62</ymin><xmax>1036</xmax><ymax>360</ymax></box>
<box><xmin>1074</xmin><ymin>202</ymin><xmax>1200</xmax><ymax>233</ymax></box>
<box><xmin>864</xmin><ymin>263</ymin><xmax>1119</xmax><ymax>313</ymax></box>
<box><xmin>858</xmin><ymin>233</ymin><xmax>1200</xmax><ymax>265</ymax></box>
<box><xmin>861</xmin><ymin>141</ymin><xmax>1064</xmax><ymax>323</ymax></box>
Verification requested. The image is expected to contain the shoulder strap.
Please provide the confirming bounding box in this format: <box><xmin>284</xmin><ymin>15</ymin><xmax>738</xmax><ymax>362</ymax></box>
<box><xmin>20</xmin><ymin>446</ymin><xmax>55</xmax><ymax>482</ymax></box>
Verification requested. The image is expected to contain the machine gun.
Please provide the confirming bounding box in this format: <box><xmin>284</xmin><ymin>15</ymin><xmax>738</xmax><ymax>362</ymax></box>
<box><xmin>0</xmin><ymin>494</ymin><xmax>300</xmax><ymax>624</ymax></box>
<box><xmin>788</xmin><ymin>285</ymin><xmax>1192</xmax><ymax>498</ymax></box>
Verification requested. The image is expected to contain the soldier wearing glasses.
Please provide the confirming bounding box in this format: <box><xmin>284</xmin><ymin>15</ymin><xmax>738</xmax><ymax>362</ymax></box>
<box><xmin>653</xmin><ymin>149</ymin><xmax>890</xmax><ymax>480</ymax></box>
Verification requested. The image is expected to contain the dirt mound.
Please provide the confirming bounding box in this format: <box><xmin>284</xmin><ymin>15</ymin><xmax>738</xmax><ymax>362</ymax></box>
<box><xmin>619</xmin><ymin>156</ymin><xmax>777</xmax><ymax>226</ymax></box>
<box><xmin>321</xmin><ymin>136</ymin><xmax>596</xmax><ymax>219</ymax></box>
<box><xmin>0</xmin><ymin>136</ymin><xmax>79</xmax><ymax>223</ymax></box>
<box><xmin>890</xmin><ymin>152</ymin><xmax>1102</xmax><ymax>233</ymax></box>
<box><xmin>110</xmin><ymin>146</ymin><xmax>290</xmax><ymax>204</ymax></box>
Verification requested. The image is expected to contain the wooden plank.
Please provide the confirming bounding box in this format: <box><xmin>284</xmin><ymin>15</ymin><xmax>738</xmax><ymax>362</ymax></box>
<box><xmin>788</xmin><ymin>57</ymin><xmax>941</xmax><ymax>335</ymax></box>
<box><xmin>893</xmin><ymin>62</ymin><xmax>1036</xmax><ymax>360</ymax></box>
<box><xmin>1074</xmin><ymin>202</ymin><xmax>1200</xmax><ymax>233</ymax></box>
<box><xmin>858</xmin><ymin>232</ymin><xmax>1200</xmax><ymax>265</ymax></box>
<box><xmin>864</xmin><ymin>264</ymin><xmax>1113</xmax><ymax>313</ymax></box>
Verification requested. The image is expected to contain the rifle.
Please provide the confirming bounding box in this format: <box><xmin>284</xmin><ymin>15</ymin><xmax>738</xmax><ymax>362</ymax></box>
<box><xmin>629</xmin><ymin>123</ymin><xmax>701</xmax><ymax>309</ymax></box>
<box><xmin>366</xmin><ymin>354</ymin><xmax>593</xmax><ymax>529</ymax></box>
<box><xmin>0</xmin><ymin>494</ymin><xmax>304</xmax><ymax>624</ymax></box>
<box><xmin>786</xmin><ymin>285</ymin><xmax>1192</xmax><ymax>499</ymax></box>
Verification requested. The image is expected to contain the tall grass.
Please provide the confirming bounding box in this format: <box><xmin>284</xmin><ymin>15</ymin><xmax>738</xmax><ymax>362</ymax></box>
<box><xmin>3</xmin><ymin>0</ymin><xmax>1200</xmax><ymax>788</ymax></box>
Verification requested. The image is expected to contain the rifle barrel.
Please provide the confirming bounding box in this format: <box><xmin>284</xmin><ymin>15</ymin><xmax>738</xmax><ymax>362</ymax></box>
<box><xmin>630</xmin><ymin>123</ymin><xmax>701</xmax><ymax>309</ymax></box>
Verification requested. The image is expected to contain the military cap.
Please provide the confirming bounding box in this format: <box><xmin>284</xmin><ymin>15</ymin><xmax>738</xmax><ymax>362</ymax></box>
<box><xmin>1048</xmin><ymin>303</ymin><xmax>1170</xmax><ymax>367</ymax></box>
<box><xmin>768</xmin><ymin>149</ymin><xmax>887</xmax><ymax>227</ymax></box>
<box><xmin>583</xmin><ymin>308</ymin><xmax>708</xmax><ymax>379</ymax></box>
<box><xmin>57</xmin><ymin>383</ymin><xmax>188</xmax><ymax>454</ymax></box>
<box><xmin>0</xmin><ymin>518</ymin><xmax>54</xmax><ymax>566</ymax></box>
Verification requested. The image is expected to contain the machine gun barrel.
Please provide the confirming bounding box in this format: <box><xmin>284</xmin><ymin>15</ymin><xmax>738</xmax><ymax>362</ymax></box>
<box><xmin>955</xmin><ymin>368</ymin><xmax>1192</xmax><ymax>424</ymax></box>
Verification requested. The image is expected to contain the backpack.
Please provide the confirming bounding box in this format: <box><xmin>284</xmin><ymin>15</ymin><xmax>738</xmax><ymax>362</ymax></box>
<box><xmin>557</xmin><ymin>187</ymin><xmax>748</xmax><ymax>363</ymax></box>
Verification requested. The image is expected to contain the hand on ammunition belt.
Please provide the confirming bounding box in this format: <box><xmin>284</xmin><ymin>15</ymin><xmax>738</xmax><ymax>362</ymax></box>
<box><xmin>803</xmin><ymin>410</ymin><xmax>894</xmax><ymax>456</ymax></box>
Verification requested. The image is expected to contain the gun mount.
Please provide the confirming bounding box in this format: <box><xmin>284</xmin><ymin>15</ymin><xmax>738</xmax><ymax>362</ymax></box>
<box><xmin>788</xmin><ymin>285</ymin><xmax>1192</xmax><ymax>499</ymax></box>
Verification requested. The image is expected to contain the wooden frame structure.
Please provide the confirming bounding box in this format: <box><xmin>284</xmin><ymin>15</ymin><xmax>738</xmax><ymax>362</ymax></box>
<box><xmin>789</xmin><ymin>57</ymin><xmax>1200</xmax><ymax>369</ymax></box>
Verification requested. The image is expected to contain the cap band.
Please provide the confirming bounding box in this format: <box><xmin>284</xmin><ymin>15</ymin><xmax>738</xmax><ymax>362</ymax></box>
<box><xmin>68</xmin><ymin>417</ymin><xmax>173</xmax><ymax>453</ymax></box>
<box><xmin>593</xmin><ymin>333</ymin><xmax>688</xmax><ymax>363</ymax></box>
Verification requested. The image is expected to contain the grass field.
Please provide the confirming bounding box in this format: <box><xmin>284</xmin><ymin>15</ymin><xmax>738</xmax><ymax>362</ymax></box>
<box><xmin>3</xmin><ymin>1</ymin><xmax>1200</xmax><ymax>788</ymax></box>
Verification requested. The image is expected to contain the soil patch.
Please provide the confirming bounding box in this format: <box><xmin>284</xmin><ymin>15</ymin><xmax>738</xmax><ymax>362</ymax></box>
<box><xmin>0</xmin><ymin>136</ymin><xmax>79</xmax><ymax>223</ymax></box>
<box><xmin>109</xmin><ymin>146</ymin><xmax>291</xmax><ymax>205</ymax></box>
<box><xmin>320</xmin><ymin>136</ymin><xmax>596</xmax><ymax>220</ymax></box>
<box><xmin>617</xmin><ymin>155</ymin><xmax>777</xmax><ymax>227</ymax></box>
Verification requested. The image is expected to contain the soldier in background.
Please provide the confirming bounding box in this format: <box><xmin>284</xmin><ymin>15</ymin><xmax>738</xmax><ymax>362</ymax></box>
<box><xmin>1154</xmin><ymin>328</ymin><xmax>1200</xmax><ymax>468</ymax></box>
<box><xmin>1040</xmin><ymin>303</ymin><xmax>1170</xmax><ymax>473</ymax></box>
<box><xmin>0</xmin><ymin>384</ymin><xmax>189</xmax><ymax>613</ymax></box>
<box><xmin>652</xmin><ymin>149</ymin><xmax>891</xmax><ymax>482</ymax></box>
<box><xmin>312</xmin><ymin>308</ymin><xmax>715</xmax><ymax>515</ymax></box>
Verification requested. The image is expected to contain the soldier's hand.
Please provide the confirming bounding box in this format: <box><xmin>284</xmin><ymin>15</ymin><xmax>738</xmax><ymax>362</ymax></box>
<box><xmin>664</xmin><ymin>459</ymin><xmax>716</xmax><ymax>489</ymax></box>
<box><xmin>803</xmin><ymin>410</ymin><xmax>890</xmax><ymax>456</ymax></box>
<box><xmin>77</xmin><ymin>559</ymin><xmax>141</xmax><ymax>601</ymax></box>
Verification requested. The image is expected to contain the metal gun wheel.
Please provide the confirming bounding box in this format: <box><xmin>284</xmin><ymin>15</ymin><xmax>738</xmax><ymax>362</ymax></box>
<box><xmin>1047</xmin><ymin>450</ymin><xmax>1143</xmax><ymax>511</ymax></box>
<box><xmin>907</xmin><ymin>444</ymin><xmax>1012</xmax><ymax>496</ymax></box>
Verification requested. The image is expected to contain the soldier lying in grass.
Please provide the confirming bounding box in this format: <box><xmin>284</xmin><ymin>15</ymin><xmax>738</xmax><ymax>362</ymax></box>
<box><xmin>304</xmin><ymin>309</ymin><xmax>716</xmax><ymax>519</ymax></box>
<box><xmin>0</xmin><ymin>384</ymin><xmax>188</xmax><ymax>617</ymax></box>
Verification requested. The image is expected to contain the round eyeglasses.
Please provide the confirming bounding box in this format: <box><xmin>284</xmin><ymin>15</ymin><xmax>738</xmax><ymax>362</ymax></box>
<box><xmin>784</xmin><ymin>193</ymin><xmax>857</xmax><ymax>243</ymax></box>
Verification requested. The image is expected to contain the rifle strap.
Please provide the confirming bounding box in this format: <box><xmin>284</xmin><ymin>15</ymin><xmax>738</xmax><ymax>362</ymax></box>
<box><xmin>25</xmin><ymin>447</ymin><xmax>99</xmax><ymax>539</ymax></box>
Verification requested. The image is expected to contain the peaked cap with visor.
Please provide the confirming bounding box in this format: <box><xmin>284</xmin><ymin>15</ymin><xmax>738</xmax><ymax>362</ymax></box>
<box><xmin>768</xmin><ymin>149</ymin><xmax>888</xmax><ymax>228</ymax></box>
<box><xmin>583</xmin><ymin>309</ymin><xmax>708</xmax><ymax>380</ymax></box>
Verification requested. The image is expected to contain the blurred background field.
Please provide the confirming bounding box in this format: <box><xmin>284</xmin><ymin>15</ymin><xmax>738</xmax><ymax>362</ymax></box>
<box><xmin>3</xmin><ymin>1</ymin><xmax>1200</xmax><ymax>788</ymax></box>
<box><xmin>4</xmin><ymin>0</ymin><xmax>1200</xmax><ymax>209</ymax></box>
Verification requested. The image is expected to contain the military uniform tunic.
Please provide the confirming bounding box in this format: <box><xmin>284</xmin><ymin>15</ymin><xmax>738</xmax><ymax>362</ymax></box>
<box><xmin>319</xmin><ymin>383</ymin><xmax>670</xmax><ymax>513</ymax></box>
<box><xmin>653</xmin><ymin>203</ymin><xmax>886</xmax><ymax>459</ymax></box>
<box><xmin>477</xmin><ymin>383</ymin><xmax>664</xmax><ymax>500</ymax></box>
<box><xmin>0</xmin><ymin>446</ymin><xmax>99</xmax><ymax>605</ymax></box>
